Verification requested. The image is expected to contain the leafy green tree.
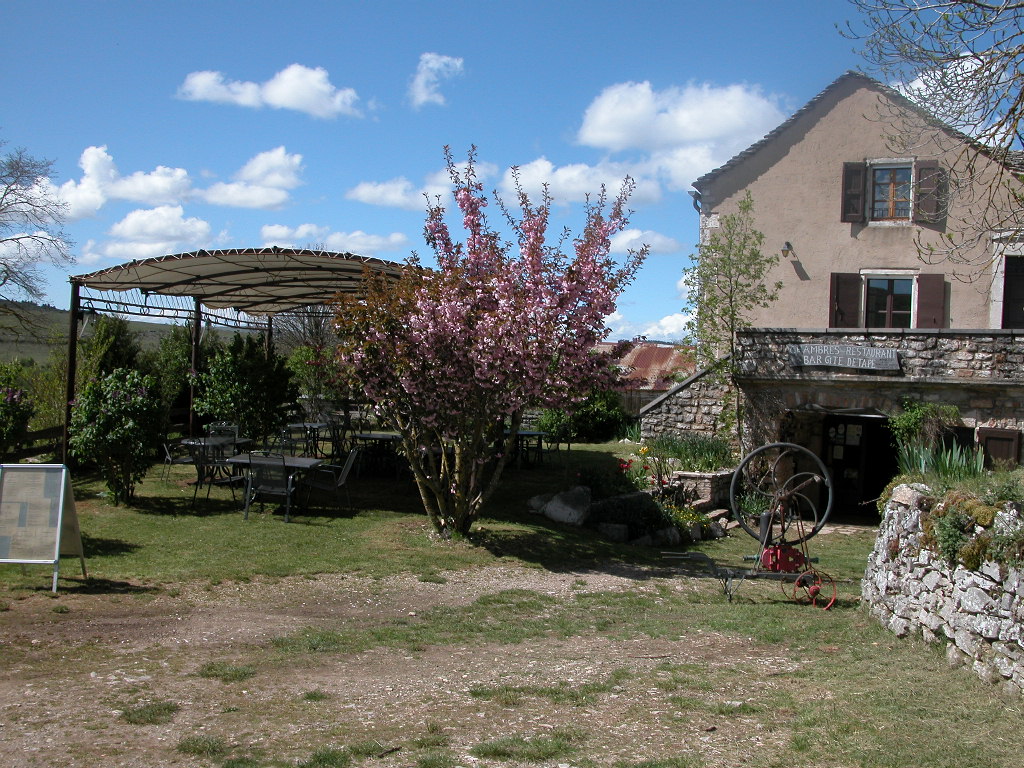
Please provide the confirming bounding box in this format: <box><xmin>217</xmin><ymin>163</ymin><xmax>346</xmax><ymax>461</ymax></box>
<box><xmin>79</xmin><ymin>315</ymin><xmax>141</xmax><ymax>379</ymax></box>
<box><xmin>192</xmin><ymin>334</ymin><xmax>296</xmax><ymax>443</ymax></box>
<box><xmin>138</xmin><ymin>323</ymin><xmax>221</xmax><ymax>435</ymax></box>
<box><xmin>683</xmin><ymin>192</ymin><xmax>780</xmax><ymax>443</ymax></box>
<box><xmin>69</xmin><ymin>368</ymin><xmax>162</xmax><ymax>504</ymax></box>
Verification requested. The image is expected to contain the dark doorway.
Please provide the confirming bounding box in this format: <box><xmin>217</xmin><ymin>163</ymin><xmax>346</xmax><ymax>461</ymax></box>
<box><xmin>1002</xmin><ymin>256</ymin><xmax>1024</xmax><ymax>328</ymax></box>
<box><xmin>821</xmin><ymin>415</ymin><xmax>897</xmax><ymax>523</ymax></box>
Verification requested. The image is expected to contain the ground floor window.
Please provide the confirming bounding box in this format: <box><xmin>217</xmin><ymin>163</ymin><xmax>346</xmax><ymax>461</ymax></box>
<box><xmin>829</xmin><ymin>271</ymin><xmax>945</xmax><ymax>328</ymax></box>
<box><xmin>865</xmin><ymin>277</ymin><xmax>913</xmax><ymax>328</ymax></box>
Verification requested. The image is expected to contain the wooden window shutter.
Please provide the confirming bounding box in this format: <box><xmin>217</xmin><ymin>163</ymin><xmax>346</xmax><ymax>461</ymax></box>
<box><xmin>913</xmin><ymin>160</ymin><xmax>944</xmax><ymax>225</ymax></box>
<box><xmin>915</xmin><ymin>273</ymin><xmax>946</xmax><ymax>328</ymax></box>
<box><xmin>978</xmin><ymin>427</ymin><xmax>1021</xmax><ymax>468</ymax></box>
<box><xmin>829</xmin><ymin>273</ymin><xmax>861</xmax><ymax>327</ymax></box>
<box><xmin>841</xmin><ymin>162</ymin><xmax>867</xmax><ymax>223</ymax></box>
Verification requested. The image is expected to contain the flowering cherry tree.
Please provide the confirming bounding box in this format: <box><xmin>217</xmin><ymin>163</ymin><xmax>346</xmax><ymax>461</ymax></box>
<box><xmin>336</xmin><ymin>148</ymin><xmax>646</xmax><ymax>537</ymax></box>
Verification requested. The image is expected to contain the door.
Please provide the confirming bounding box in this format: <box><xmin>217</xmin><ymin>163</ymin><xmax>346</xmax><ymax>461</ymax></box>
<box><xmin>821</xmin><ymin>415</ymin><xmax>897</xmax><ymax>523</ymax></box>
<box><xmin>1003</xmin><ymin>256</ymin><xmax>1024</xmax><ymax>328</ymax></box>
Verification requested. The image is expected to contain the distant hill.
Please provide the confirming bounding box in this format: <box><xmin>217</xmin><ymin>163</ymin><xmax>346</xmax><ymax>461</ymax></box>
<box><xmin>0</xmin><ymin>301</ymin><xmax>227</xmax><ymax>364</ymax></box>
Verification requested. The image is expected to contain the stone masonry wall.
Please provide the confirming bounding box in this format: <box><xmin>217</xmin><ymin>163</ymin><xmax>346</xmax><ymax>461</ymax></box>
<box><xmin>862</xmin><ymin>484</ymin><xmax>1024</xmax><ymax>697</ymax></box>
<box><xmin>640</xmin><ymin>368</ymin><xmax>731</xmax><ymax>440</ymax></box>
<box><xmin>736</xmin><ymin>328</ymin><xmax>1024</xmax><ymax>383</ymax></box>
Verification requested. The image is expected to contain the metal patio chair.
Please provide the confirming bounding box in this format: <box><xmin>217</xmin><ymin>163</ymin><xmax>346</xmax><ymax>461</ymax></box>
<box><xmin>243</xmin><ymin>451</ymin><xmax>298</xmax><ymax>522</ymax></box>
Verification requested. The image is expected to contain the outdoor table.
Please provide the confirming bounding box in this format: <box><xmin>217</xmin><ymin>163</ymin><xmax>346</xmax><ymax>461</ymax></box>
<box><xmin>504</xmin><ymin>430</ymin><xmax>546</xmax><ymax>467</ymax></box>
<box><xmin>352</xmin><ymin>433</ymin><xmax>402</xmax><ymax>476</ymax></box>
<box><xmin>287</xmin><ymin>422</ymin><xmax>329</xmax><ymax>456</ymax></box>
<box><xmin>182</xmin><ymin>435</ymin><xmax>252</xmax><ymax>456</ymax></box>
<box><xmin>225</xmin><ymin>453</ymin><xmax>323</xmax><ymax>493</ymax></box>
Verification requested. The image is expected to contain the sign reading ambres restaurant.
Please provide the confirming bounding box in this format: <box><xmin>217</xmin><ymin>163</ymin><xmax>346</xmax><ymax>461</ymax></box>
<box><xmin>788</xmin><ymin>344</ymin><xmax>899</xmax><ymax>371</ymax></box>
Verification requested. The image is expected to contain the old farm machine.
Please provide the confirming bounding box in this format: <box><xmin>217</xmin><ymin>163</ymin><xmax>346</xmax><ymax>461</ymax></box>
<box><xmin>666</xmin><ymin>442</ymin><xmax>837</xmax><ymax>609</ymax></box>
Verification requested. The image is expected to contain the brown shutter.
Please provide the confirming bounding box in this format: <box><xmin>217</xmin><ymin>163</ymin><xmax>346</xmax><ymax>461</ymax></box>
<box><xmin>841</xmin><ymin>162</ymin><xmax>867</xmax><ymax>223</ymax></box>
<box><xmin>913</xmin><ymin>160</ymin><xmax>944</xmax><ymax>225</ymax></box>
<box><xmin>829</xmin><ymin>273</ymin><xmax>861</xmax><ymax>327</ymax></box>
<box><xmin>915</xmin><ymin>273</ymin><xmax>946</xmax><ymax>328</ymax></box>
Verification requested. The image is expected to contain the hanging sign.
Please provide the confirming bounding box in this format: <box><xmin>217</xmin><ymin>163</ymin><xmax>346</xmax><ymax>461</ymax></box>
<box><xmin>788</xmin><ymin>344</ymin><xmax>899</xmax><ymax>371</ymax></box>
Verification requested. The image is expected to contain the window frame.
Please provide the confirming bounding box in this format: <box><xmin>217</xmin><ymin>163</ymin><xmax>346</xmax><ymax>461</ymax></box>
<box><xmin>860</xmin><ymin>269</ymin><xmax>918</xmax><ymax>328</ymax></box>
<box><xmin>866</xmin><ymin>158</ymin><xmax>914</xmax><ymax>226</ymax></box>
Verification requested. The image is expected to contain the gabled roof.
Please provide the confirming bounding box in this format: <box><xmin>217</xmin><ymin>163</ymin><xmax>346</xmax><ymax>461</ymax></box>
<box><xmin>694</xmin><ymin>70</ymin><xmax>1024</xmax><ymax>192</ymax></box>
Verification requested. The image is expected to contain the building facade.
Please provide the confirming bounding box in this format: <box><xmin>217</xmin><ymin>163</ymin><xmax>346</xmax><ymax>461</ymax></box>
<box><xmin>642</xmin><ymin>72</ymin><xmax>1024</xmax><ymax>522</ymax></box>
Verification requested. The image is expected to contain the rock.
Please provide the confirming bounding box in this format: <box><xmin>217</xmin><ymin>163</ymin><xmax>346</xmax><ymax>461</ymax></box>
<box><xmin>541</xmin><ymin>486</ymin><xmax>592</xmax><ymax>526</ymax></box>
<box><xmin>527</xmin><ymin>493</ymin><xmax>554</xmax><ymax>514</ymax></box>
<box><xmin>653</xmin><ymin>527</ymin><xmax>682</xmax><ymax>546</ymax></box>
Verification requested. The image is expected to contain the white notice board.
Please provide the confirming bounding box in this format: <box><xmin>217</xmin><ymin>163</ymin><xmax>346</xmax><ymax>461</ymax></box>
<box><xmin>0</xmin><ymin>464</ymin><xmax>87</xmax><ymax>592</ymax></box>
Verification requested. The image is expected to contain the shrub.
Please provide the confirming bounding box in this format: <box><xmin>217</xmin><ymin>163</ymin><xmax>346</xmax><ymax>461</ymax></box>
<box><xmin>537</xmin><ymin>388</ymin><xmax>629</xmax><ymax>444</ymax></box>
<box><xmin>192</xmin><ymin>334</ymin><xmax>296</xmax><ymax>443</ymax></box>
<box><xmin>0</xmin><ymin>361</ymin><xmax>34</xmax><ymax>459</ymax></box>
<box><xmin>69</xmin><ymin>368</ymin><xmax>162</xmax><ymax>504</ymax></box>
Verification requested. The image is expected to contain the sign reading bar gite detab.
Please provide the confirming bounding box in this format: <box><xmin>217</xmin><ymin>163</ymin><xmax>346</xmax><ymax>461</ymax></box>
<box><xmin>787</xmin><ymin>343</ymin><xmax>899</xmax><ymax>371</ymax></box>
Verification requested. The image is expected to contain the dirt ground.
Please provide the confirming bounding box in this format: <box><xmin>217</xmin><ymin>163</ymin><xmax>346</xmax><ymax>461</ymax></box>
<box><xmin>0</xmin><ymin>564</ymin><xmax>810</xmax><ymax>767</ymax></box>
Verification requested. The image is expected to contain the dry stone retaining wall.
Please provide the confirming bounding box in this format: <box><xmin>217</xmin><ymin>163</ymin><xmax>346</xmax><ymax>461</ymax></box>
<box><xmin>862</xmin><ymin>484</ymin><xmax>1024</xmax><ymax>696</ymax></box>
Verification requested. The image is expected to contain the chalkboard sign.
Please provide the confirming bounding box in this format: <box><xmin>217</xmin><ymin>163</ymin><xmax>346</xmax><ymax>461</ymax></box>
<box><xmin>788</xmin><ymin>344</ymin><xmax>899</xmax><ymax>371</ymax></box>
<box><xmin>0</xmin><ymin>465</ymin><xmax>86</xmax><ymax>592</ymax></box>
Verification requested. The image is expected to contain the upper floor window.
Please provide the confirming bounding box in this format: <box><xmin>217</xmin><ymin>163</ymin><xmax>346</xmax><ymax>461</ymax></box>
<box><xmin>841</xmin><ymin>160</ymin><xmax>945</xmax><ymax>226</ymax></box>
<box><xmin>871</xmin><ymin>165</ymin><xmax>912</xmax><ymax>221</ymax></box>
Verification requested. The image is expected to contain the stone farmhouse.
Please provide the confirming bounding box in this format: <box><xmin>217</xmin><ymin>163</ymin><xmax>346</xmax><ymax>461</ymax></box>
<box><xmin>641</xmin><ymin>71</ymin><xmax>1024</xmax><ymax>523</ymax></box>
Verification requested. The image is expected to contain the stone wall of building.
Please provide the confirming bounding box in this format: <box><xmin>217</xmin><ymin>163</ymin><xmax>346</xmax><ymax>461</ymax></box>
<box><xmin>862</xmin><ymin>484</ymin><xmax>1024</xmax><ymax>697</ymax></box>
<box><xmin>639</xmin><ymin>368</ymin><xmax>731</xmax><ymax>440</ymax></box>
<box><xmin>736</xmin><ymin>328</ymin><xmax>1024</xmax><ymax>382</ymax></box>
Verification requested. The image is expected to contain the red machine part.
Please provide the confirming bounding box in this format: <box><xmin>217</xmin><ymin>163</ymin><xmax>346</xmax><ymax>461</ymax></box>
<box><xmin>760</xmin><ymin>544</ymin><xmax>805</xmax><ymax>573</ymax></box>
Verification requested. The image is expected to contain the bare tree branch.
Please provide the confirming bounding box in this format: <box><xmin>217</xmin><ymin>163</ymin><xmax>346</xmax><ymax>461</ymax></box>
<box><xmin>845</xmin><ymin>1</ymin><xmax>1024</xmax><ymax>278</ymax></box>
<box><xmin>0</xmin><ymin>141</ymin><xmax>74</xmax><ymax>322</ymax></box>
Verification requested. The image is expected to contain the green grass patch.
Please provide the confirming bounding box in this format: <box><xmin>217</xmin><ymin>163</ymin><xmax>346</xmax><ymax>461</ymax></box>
<box><xmin>196</xmin><ymin>661</ymin><xmax>256</xmax><ymax>682</ymax></box>
<box><xmin>176</xmin><ymin>734</ymin><xmax>229</xmax><ymax>757</ymax></box>
<box><xmin>119</xmin><ymin>700</ymin><xmax>179</xmax><ymax>725</ymax></box>
<box><xmin>470</xmin><ymin>667</ymin><xmax>632</xmax><ymax>706</ymax></box>
<box><xmin>470</xmin><ymin>727</ymin><xmax>585</xmax><ymax>761</ymax></box>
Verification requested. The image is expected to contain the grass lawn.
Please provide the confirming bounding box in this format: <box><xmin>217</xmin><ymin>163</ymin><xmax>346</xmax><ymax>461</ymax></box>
<box><xmin>1</xmin><ymin>443</ymin><xmax>1021</xmax><ymax>767</ymax></box>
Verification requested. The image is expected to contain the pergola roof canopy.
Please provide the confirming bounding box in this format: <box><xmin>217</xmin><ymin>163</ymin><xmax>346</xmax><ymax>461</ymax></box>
<box><xmin>71</xmin><ymin>246</ymin><xmax>405</xmax><ymax>318</ymax></box>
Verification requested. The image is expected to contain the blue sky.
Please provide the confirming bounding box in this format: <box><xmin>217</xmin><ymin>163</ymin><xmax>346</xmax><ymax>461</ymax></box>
<box><xmin>2</xmin><ymin>0</ymin><xmax>866</xmax><ymax>340</ymax></box>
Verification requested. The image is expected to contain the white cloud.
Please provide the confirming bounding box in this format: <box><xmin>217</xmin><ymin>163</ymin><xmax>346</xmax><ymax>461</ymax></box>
<box><xmin>579</xmin><ymin>80</ymin><xmax>786</xmax><ymax>153</ymax></box>
<box><xmin>82</xmin><ymin>205</ymin><xmax>211</xmax><ymax>263</ymax></box>
<box><xmin>408</xmin><ymin>52</ymin><xmax>464</xmax><ymax>109</ymax></box>
<box><xmin>641</xmin><ymin>312</ymin><xmax>691</xmax><ymax>341</ymax></box>
<box><xmin>610</xmin><ymin>228</ymin><xmax>681</xmax><ymax>255</ymax></box>
<box><xmin>178</xmin><ymin>63</ymin><xmax>362</xmax><ymax>119</ymax></box>
<box><xmin>58</xmin><ymin>145</ymin><xmax>193</xmax><ymax>219</ymax></box>
<box><xmin>199</xmin><ymin>146</ymin><xmax>303</xmax><ymax>209</ymax></box>
<box><xmin>260</xmin><ymin>223</ymin><xmax>408</xmax><ymax>255</ymax></box>
<box><xmin>346</xmin><ymin>177</ymin><xmax>426</xmax><ymax>210</ymax></box>
<box><xmin>345</xmin><ymin>164</ymin><xmax>466</xmax><ymax>211</ymax></box>
<box><xmin>498</xmin><ymin>157</ymin><xmax>661</xmax><ymax>205</ymax></box>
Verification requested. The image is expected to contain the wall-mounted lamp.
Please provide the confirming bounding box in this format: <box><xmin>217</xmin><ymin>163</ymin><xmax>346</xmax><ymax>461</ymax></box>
<box><xmin>781</xmin><ymin>241</ymin><xmax>794</xmax><ymax>258</ymax></box>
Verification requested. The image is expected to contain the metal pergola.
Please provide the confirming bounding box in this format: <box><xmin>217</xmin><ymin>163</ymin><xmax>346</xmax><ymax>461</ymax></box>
<box><xmin>63</xmin><ymin>247</ymin><xmax>404</xmax><ymax>460</ymax></box>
